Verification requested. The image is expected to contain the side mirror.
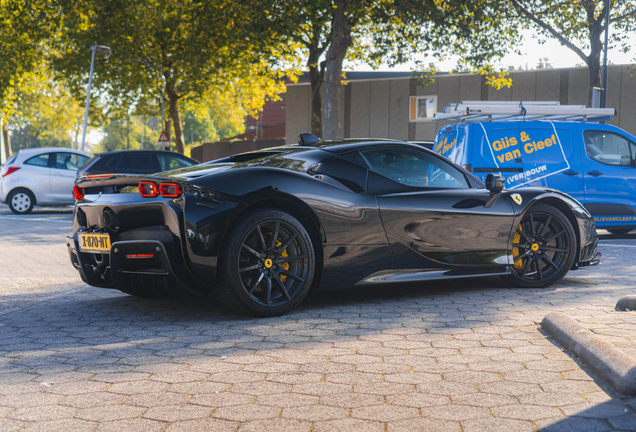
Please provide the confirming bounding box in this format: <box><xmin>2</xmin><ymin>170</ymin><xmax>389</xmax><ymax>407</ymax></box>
<box><xmin>484</xmin><ymin>173</ymin><xmax>505</xmax><ymax>208</ymax></box>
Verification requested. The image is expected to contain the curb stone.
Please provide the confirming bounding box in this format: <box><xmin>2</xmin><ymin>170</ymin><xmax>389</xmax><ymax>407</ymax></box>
<box><xmin>616</xmin><ymin>296</ymin><xmax>636</xmax><ymax>311</ymax></box>
<box><xmin>541</xmin><ymin>312</ymin><xmax>636</xmax><ymax>396</ymax></box>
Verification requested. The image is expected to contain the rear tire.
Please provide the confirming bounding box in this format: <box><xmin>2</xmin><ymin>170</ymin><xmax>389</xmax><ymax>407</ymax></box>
<box><xmin>216</xmin><ymin>208</ymin><xmax>316</xmax><ymax>317</ymax></box>
<box><xmin>503</xmin><ymin>203</ymin><xmax>577</xmax><ymax>288</ymax></box>
<box><xmin>8</xmin><ymin>189</ymin><xmax>35</xmax><ymax>214</ymax></box>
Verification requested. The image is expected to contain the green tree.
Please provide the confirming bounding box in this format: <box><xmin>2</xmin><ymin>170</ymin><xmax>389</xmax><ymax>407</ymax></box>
<box><xmin>508</xmin><ymin>0</ymin><xmax>636</xmax><ymax>106</ymax></box>
<box><xmin>286</xmin><ymin>0</ymin><xmax>518</xmax><ymax>140</ymax></box>
<box><xmin>0</xmin><ymin>0</ymin><xmax>62</xmax><ymax>157</ymax></box>
<box><xmin>54</xmin><ymin>0</ymin><xmax>295</xmax><ymax>155</ymax></box>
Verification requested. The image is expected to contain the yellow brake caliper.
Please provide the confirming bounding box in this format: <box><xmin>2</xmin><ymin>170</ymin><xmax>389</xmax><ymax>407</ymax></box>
<box><xmin>512</xmin><ymin>224</ymin><xmax>523</xmax><ymax>270</ymax></box>
<box><xmin>276</xmin><ymin>240</ymin><xmax>289</xmax><ymax>281</ymax></box>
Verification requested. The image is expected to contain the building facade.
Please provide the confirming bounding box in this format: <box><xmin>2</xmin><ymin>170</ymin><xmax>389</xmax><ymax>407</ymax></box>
<box><xmin>285</xmin><ymin>65</ymin><xmax>636</xmax><ymax>144</ymax></box>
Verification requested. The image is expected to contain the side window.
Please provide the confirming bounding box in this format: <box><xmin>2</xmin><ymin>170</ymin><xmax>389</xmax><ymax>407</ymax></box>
<box><xmin>157</xmin><ymin>154</ymin><xmax>195</xmax><ymax>171</ymax></box>
<box><xmin>584</xmin><ymin>131</ymin><xmax>634</xmax><ymax>166</ymax></box>
<box><xmin>24</xmin><ymin>153</ymin><xmax>50</xmax><ymax>168</ymax></box>
<box><xmin>55</xmin><ymin>153</ymin><xmax>90</xmax><ymax>171</ymax></box>
<box><xmin>360</xmin><ymin>147</ymin><xmax>469</xmax><ymax>189</ymax></box>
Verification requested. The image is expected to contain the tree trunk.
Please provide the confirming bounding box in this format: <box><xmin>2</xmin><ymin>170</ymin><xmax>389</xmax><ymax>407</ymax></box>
<box><xmin>166</xmin><ymin>87</ymin><xmax>185</xmax><ymax>154</ymax></box>
<box><xmin>322</xmin><ymin>0</ymin><xmax>352</xmax><ymax>141</ymax></box>
<box><xmin>309</xmin><ymin>60</ymin><xmax>325</xmax><ymax>138</ymax></box>
<box><xmin>2</xmin><ymin>121</ymin><xmax>11</xmax><ymax>159</ymax></box>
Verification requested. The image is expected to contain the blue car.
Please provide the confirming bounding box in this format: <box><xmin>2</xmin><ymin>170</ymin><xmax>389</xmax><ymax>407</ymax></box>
<box><xmin>433</xmin><ymin>108</ymin><xmax>636</xmax><ymax>234</ymax></box>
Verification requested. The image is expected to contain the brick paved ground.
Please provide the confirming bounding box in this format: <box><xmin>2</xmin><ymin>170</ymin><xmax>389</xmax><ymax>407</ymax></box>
<box><xmin>0</xmin><ymin>213</ymin><xmax>635</xmax><ymax>431</ymax></box>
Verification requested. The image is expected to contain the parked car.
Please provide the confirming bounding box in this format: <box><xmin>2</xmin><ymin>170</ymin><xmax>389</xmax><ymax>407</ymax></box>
<box><xmin>434</xmin><ymin>120</ymin><xmax>636</xmax><ymax>235</ymax></box>
<box><xmin>78</xmin><ymin>150</ymin><xmax>198</xmax><ymax>177</ymax></box>
<box><xmin>68</xmin><ymin>136</ymin><xmax>599</xmax><ymax>316</ymax></box>
<box><xmin>0</xmin><ymin>147</ymin><xmax>91</xmax><ymax>214</ymax></box>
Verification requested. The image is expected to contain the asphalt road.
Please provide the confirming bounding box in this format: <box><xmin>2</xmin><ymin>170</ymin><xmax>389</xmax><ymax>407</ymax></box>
<box><xmin>0</xmin><ymin>206</ymin><xmax>635</xmax><ymax>431</ymax></box>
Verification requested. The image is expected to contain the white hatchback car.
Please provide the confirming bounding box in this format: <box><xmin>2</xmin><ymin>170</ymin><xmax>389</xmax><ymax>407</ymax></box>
<box><xmin>0</xmin><ymin>147</ymin><xmax>91</xmax><ymax>214</ymax></box>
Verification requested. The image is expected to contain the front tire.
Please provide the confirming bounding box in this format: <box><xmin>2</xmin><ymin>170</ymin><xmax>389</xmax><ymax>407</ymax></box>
<box><xmin>504</xmin><ymin>203</ymin><xmax>576</xmax><ymax>288</ymax></box>
<box><xmin>217</xmin><ymin>208</ymin><xmax>316</xmax><ymax>317</ymax></box>
<box><xmin>8</xmin><ymin>189</ymin><xmax>35</xmax><ymax>214</ymax></box>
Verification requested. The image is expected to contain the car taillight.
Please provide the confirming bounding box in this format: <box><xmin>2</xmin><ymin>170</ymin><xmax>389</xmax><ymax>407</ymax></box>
<box><xmin>1</xmin><ymin>167</ymin><xmax>20</xmax><ymax>177</ymax></box>
<box><xmin>73</xmin><ymin>185</ymin><xmax>85</xmax><ymax>201</ymax></box>
<box><xmin>139</xmin><ymin>182</ymin><xmax>159</xmax><ymax>197</ymax></box>
<box><xmin>159</xmin><ymin>183</ymin><xmax>182</xmax><ymax>198</ymax></box>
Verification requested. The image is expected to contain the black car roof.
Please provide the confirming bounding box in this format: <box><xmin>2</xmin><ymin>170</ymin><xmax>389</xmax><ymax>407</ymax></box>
<box><xmin>291</xmin><ymin>138</ymin><xmax>424</xmax><ymax>155</ymax></box>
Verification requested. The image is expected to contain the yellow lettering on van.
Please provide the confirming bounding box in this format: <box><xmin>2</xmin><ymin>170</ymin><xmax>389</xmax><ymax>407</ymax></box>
<box><xmin>509</xmin><ymin>137</ymin><xmax>518</xmax><ymax>146</ymax></box>
<box><xmin>493</xmin><ymin>140</ymin><xmax>503</xmax><ymax>151</ymax></box>
<box><xmin>524</xmin><ymin>142</ymin><xmax>534</xmax><ymax>154</ymax></box>
<box><xmin>537</xmin><ymin>141</ymin><xmax>545</xmax><ymax>150</ymax></box>
<box><xmin>520</xmin><ymin>132</ymin><xmax>530</xmax><ymax>142</ymax></box>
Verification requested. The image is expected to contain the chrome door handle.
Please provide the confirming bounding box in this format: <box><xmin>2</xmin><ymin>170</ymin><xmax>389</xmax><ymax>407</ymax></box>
<box><xmin>587</xmin><ymin>171</ymin><xmax>603</xmax><ymax>176</ymax></box>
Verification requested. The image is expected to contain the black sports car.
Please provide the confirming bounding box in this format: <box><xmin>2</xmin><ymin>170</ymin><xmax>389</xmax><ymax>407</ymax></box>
<box><xmin>68</xmin><ymin>134</ymin><xmax>600</xmax><ymax>316</ymax></box>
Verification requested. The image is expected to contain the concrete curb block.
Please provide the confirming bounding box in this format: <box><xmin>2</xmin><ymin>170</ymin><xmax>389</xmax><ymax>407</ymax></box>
<box><xmin>541</xmin><ymin>312</ymin><xmax>636</xmax><ymax>396</ymax></box>
<box><xmin>616</xmin><ymin>296</ymin><xmax>636</xmax><ymax>311</ymax></box>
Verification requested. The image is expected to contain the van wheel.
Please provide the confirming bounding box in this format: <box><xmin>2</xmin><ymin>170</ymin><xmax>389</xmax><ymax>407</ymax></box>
<box><xmin>8</xmin><ymin>189</ymin><xmax>35</xmax><ymax>214</ymax></box>
<box><xmin>503</xmin><ymin>203</ymin><xmax>576</xmax><ymax>288</ymax></box>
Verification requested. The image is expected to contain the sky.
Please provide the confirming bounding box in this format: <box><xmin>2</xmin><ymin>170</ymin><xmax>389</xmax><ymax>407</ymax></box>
<box><xmin>351</xmin><ymin>29</ymin><xmax>636</xmax><ymax>72</ymax></box>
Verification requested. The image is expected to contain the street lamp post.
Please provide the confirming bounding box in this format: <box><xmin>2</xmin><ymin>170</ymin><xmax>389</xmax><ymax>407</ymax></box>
<box><xmin>600</xmin><ymin>0</ymin><xmax>610</xmax><ymax>108</ymax></box>
<box><xmin>80</xmin><ymin>45</ymin><xmax>111</xmax><ymax>152</ymax></box>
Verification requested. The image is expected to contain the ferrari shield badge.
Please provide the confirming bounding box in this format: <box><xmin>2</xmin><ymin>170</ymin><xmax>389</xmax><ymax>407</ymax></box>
<box><xmin>511</xmin><ymin>194</ymin><xmax>523</xmax><ymax>205</ymax></box>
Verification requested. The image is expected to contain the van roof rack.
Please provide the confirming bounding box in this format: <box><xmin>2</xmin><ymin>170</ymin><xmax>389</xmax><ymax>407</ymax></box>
<box><xmin>433</xmin><ymin>101</ymin><xmax>615</xmax><ymax>123</ymax></box>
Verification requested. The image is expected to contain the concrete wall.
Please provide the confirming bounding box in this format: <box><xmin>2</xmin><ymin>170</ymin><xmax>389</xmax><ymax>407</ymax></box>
<box><xmin>286</xmin><ymin>65</ymin><xmax>636</xmax><ymax>143</ymax></box>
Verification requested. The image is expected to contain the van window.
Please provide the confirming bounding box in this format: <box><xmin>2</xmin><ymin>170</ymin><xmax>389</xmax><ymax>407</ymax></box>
<box><xmin>584</xmin><ymin>131</ymin><xmax>634</xmax><ymax>166</ymax></box>
<box><xmin>360</xmin><ymin>147</ymin><xmax>469</xmax><ymax>189</ymax></box>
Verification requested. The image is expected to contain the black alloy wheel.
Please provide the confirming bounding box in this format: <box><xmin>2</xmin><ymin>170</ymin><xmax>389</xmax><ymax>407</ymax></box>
<box><xmin>217</xmin><ymin>208</ymin><xmax>316</xmax><ymax>316</ymax></box>
<box><xmin>505</xmin><ymin>203</ymin><xmax>576</xmax><ymax>288</ymax></box>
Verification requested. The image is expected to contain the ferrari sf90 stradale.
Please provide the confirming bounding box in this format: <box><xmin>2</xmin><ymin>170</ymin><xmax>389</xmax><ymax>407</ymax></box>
<box><xmin>68</xmin><ymin>135</ymin><xmax>600</xmax><ymax>316</ymax></box>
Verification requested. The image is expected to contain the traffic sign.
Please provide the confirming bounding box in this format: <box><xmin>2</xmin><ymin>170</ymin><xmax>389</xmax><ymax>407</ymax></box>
<box><xmin>157</xmin><ymin>131</ymin><xmax>170</xmax><ymax>147</ymax></box>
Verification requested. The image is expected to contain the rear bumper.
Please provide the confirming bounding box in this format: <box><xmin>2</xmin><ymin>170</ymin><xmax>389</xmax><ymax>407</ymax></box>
<box><xmin>67</xmin><ymin>235</ymin><xmax>210</xmax><ymax>296</ymax></box>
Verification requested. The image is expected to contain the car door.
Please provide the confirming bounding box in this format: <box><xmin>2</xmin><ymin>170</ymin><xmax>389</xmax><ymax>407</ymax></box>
<box><xmin>50</xmin><ymin>152</ymin><xmax>90</xmax><ymax>202</ymax></box>
<box><xmin>21</xmin><ymin>153</ymin><xmax>54</xmax><ymax>204</ymax></box>
<box><xmin>578</xmin><ymin>127</ymin><xmax>636</xmax><ymax>227</ymax></box>
<box><xmin>360</xmin><ymin>146</ymin><xmax>517</xmax><ymax>269</ymax></box>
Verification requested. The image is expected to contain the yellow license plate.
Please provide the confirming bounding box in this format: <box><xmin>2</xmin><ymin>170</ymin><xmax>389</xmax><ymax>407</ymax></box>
<box><xmin>79</xmin><ymin>233</ymin><xmax>111</xmax><ymax>253</ymax></box>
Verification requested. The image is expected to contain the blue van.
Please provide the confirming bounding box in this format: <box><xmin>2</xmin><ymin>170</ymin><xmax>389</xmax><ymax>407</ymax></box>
<box><xmin>433</xmin><ymin>120</ymin><xmax>636</xmax><ymax>234</ymax></box>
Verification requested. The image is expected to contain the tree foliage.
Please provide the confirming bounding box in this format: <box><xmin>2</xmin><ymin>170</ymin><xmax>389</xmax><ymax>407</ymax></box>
<box><xmin>508</xmin><ymin>0</ymin><xmax>636</xmax><ymax>105</ymax></box>
<box><xmin>54</xmin><ymin>0</ymin><xmax>297</xmax><ymax>154</ymax></box>
<box><xmin>0</xmin><ymin>0</ymin><xmax>62</xmax><ymax>157</ymax></box>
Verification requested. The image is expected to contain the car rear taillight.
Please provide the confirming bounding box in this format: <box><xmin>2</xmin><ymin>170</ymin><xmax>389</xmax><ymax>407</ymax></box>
<box><xmin>1</xmin><ymin>167</ymin><xmax>20</xmax><ymax>177</ymax></box>
<box><xmin>86</xmin><ymin>174</ymin><xmax>111</xmax><ymax>178</ymax></box>
<box><xmin>73</xmin><ymin>185</ymin><xmax>85</xmax><ymax>201</ymax></box>
<box><xmin>139</xmin><ymin>182</ymin><xmax>159</xmax><ymax>197</ymax></box>
<box><xmin>159</xmin><ymin>183</ymin><xmax>182</xmax><ymax>198</ymax></box>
